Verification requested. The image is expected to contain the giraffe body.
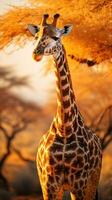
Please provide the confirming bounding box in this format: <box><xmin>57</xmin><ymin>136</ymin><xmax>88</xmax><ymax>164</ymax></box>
<box><xmin>37</xmin><ymin>125</ymin><xmax>101</xmax><ymax>200</ymax></box>
<box><xmin>28</xmin><ymin>14</ymin><xmax>102</xmax><ymax>200</ymax></box>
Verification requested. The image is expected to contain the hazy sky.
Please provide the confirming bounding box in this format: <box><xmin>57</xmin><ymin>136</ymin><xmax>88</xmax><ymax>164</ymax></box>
<box><xmin>0</xmin><ymin>0</ymin><xmax>55</xmax><ymax>106</ymax></box>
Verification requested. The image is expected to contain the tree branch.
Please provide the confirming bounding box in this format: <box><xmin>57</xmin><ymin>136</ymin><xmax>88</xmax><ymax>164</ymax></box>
<box><xmin>0</xmin><ymin>126</ymin><xmax>8</xmax><ymax>138</ymax></box>
<box><xmin>13</xmin><ymin>147</ymin><xmax>34</xmax><ymax>163</ymax></box>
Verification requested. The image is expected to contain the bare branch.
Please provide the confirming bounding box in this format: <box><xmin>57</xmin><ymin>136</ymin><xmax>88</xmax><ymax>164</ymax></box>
<box><xmin>0</xmin><ymin>126</ymin><xmax>8</xmax><ymax>138</ymax></box>
<box><xmin>102</xmin><ymin>135</ymin><xmax>112</xmax><ymax>150</ymax></box>
<box><xmin>13</xmin><ymin>147</ymin><xmax>34</xmax><ymax>163</ymax></box>
<box><xmin>90</xmin><ymin>105</ymin><xmax>112</xmax><ymax>131</ymax></box>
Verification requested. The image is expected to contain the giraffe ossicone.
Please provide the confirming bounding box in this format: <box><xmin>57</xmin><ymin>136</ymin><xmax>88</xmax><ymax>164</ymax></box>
<box><xmin>28</xmin><ymin>14</ymin><xmax>102</xmax><ymax>200</ymax></box>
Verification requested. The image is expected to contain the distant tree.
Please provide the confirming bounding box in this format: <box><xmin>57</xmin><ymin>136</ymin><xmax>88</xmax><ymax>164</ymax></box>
<box><xmin>0</xmin><ymin>65</ymin><xmax>38</xmax><ymax>191</ymax></box>
<box><xmin>0</xmin><ymin>0</ymin><xmax>112</xmax><ymax>63</ymax></box>
<box><xmin>90</xmin><ymin>105</ymin><xmax>112</xmax><ymax>151</ymax></box>
<box><xmin>0</xmin><ymin>100</ymin><xmax>36</xmax><ymax>190</ymax></box>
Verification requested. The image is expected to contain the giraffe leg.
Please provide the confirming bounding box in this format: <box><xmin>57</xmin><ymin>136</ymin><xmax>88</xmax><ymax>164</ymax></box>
<box><xmin>70</xmin><ymin>190</ymin><xmax>85</xmax><ymax>200</ymax></box>
<box><xmin>94</xmin><ymin>189</ymin><xmax>98</xmax><ymax>200</ymax></box>
<box><xmin>70</xmin><ymin>193</ymin><xmax>76</xmax><ymax>200</ymax></box>
<box><xmin>42</xmin><ymin>186</ymin><xmax>63</xmax><ymax>200</ymax></box>
<box><xmin>70</xmin><ymin>192</ymin><xmax>84</xmax><ymax>200</ymax></box>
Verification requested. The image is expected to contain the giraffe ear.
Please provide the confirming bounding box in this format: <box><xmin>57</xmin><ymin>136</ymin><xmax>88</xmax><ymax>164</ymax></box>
<box><xmin>27</xmin><ymin>24</ymin><xmax>40</xmax><ymax>36</ymax></box>
<box><xmin>61</xmin><ymin>24</ymin><xmax>73</xmax><ymax>35</ymax></box>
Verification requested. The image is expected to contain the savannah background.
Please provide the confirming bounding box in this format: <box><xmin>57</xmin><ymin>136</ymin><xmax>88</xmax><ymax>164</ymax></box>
<box><xmin>0</xmin><ymin>0</ymin><xmax>112</xmax><ymax>200</ymax></box>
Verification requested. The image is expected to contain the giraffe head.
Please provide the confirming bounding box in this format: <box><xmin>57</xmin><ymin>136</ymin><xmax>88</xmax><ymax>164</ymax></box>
<box><xmin>28</xmin><ymin>14</ymin><xmax>73</xmax><ymax>61</ymax></box>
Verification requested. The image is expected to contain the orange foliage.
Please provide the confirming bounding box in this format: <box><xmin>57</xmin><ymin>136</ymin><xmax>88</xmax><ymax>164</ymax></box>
<box><xmin>0</xmin><ymin>0</ymin><xmax>112</xmax><ymax>62</ymax></box>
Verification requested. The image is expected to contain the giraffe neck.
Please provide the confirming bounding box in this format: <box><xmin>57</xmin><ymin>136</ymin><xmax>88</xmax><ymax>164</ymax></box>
<box><xmin>52</xmin><ymin>44</ymin><xmax>84</xmax><ymax>137</ymax></box>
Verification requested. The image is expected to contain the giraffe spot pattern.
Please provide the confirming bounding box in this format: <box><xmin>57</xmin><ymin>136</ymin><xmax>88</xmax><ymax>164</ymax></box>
<box><xmin>34</xmin><ymin>28</ymin><xmax>102</xmax><ymax>199</ymax></box>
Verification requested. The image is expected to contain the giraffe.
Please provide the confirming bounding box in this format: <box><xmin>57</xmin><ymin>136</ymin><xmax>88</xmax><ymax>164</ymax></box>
<box><xmin>28</xmin><ymin>14</ymin><xmax>102</xmax><ymax>200</ymax></box>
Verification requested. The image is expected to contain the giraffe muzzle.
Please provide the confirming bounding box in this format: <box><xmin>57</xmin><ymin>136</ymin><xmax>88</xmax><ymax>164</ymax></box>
<box><xmin>32</xmin><ymin>51</ymin><xmax>43</xmax><ymax>62</ymax></box>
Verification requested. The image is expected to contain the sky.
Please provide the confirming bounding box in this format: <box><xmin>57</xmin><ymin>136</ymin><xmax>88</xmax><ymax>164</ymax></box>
<box><xmin>0</xmin><ymin>0</ymin><xmax>55</xmax><ymax>106</ymax></box>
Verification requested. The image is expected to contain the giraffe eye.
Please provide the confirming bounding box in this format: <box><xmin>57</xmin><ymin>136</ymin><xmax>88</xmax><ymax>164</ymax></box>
<box><xmin>51</xmin><ymin>36</ymin><xmax>59</xmax><ymax>41</ymax></box>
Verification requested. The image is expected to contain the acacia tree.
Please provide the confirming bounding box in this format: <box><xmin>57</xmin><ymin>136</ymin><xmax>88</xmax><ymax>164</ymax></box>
<box><xmin>0</xmin><ymin>93</ymin><xmax>39</xmax><ymax>191</ymax></box>
<box><xmin>0</xmin><ymin>66</ymin><xmax>36</xmax><ymax>190</ymax></box>
<box><xmin>0</xmin><ymin>0</ymin><xmax>112</xmax><ymax>63</ymax></box>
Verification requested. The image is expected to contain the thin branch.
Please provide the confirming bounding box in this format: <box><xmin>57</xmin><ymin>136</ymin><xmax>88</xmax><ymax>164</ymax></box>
<box><xmin>102</xmin><ymin>126</ymin><xmax>112</xmax><ymax>144</ymax></box>
<box><xmin>102</xmin><ymin>134</ymin><xmax>112</xmax><ymax>150</ymax></box>
<box><xmin>13</xmin><ymin>147</ymin><xmax>34</xmax><ymax>163</ymax></box>
<box><xmin>0</xmin><ymin>126</ymin><xmax>8</xmax><ymax>138</ymax></box>
<box><xmin>91</xmin><ymin>105</ymin><xmax>112</xmax><ymax>131</ymax></box>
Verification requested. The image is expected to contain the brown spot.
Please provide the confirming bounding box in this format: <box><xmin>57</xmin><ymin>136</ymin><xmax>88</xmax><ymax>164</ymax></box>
<box><xmin>94</xmin><ymin>143</ymin><xmax>98</xmax><ymax>155</ymax></box>
<box><xmin>48</xmin><ymin>193</ymin><xmax>53</xmax><ymax>199</ymax></box>
<box><xmin>78</xmin><ymin>137</ymin><xmax>88</xmax><ymax>151</ymax></box>
<box><xmin>94</xmin><ymin>157</ymin><xmax>99</xmax><ymax>168</ymax></box>
<box><xmin>74</xmin><ymin>181</ymin><xmax>79</xmax><ymax>189</ymax></box>
<box><xmin>64</xmin><ymin>152</ymin><xmax>76</xmax><ymax>163</ymax></box>
<box><xmin>70</xmin><ymin>174</ymin><xmax>74</xmax><ymax>183</ymax></box>
<box><xmin>69</xmin><ymin>113</ymin><xmax>73</xmax><ymax>121</ymax></box>
<box><xmin>58</xmin><ymin>58</ymin><xmax>63</xmax><ymax>68</ymax></box>
<box><xmin>75</xmin><ymin>170</ymin><xmax>82</xmax><ymax>178</ymax></box>
<box><xmin>78</xmin><ymin>137</ymin><xmax>84</xmax><ymax>147</ymax></box>
<box><xmin>77</xmin><ymin>189</ymin><xmax>83</xmax><ymax>196</ymax></box>
<box><xmin>78</xmin><ymin>115</ymin><xmax>83</xmax><ymax>126</ymax></box>
<box><xmin>55</xmin><ymin>164</ymin><xmax>63</xmax><ymax>174</ymax></box>
<box><xmin>89</xmin><ymin>142</ymin><xmax>94</xmax><ymax>155</ymax></box>
<box><xmin>63</xmin><ymin>99</ymin><xmax>70</xmax><ymax>109</ymax></box>
<box><xmin>84</xmin><ymin>164</ymin><xmax>89</xmax><ymax>170</ymax></box>
<box><xmin>64</xmin><ymin>177</ymin><xmax>68</xmax><ymax>184</ymax></box>
<box><xmin>70</xmin><ymin>92</ymin><xmax>75</xmax><ymax>103</ymax></box>
<box><xmin>65</xmin><ymin>142</ymin><xmax>77</xmax><ymax>152</ymax></box>
<box><xmin>55</xmin><ymin>135</ymin><xmax>64</xmax><ymax>144</ymax></box>
<box><xmin>60</xmin><ymin>69</ymin><xmax>66</xmax><ymax>76</ymax></box>
<box><xmin>71</xmin><ymin>168</ymin><xmax>76</xmax><ymax>173</ymax></box>
<box><xmin>71</xmin><ymin>106</ymin><xmax>75</xmax><ymax>115</ymax></box>
<box><xmin>77</xmin><ymin>148</ymin><xmax>84</xmax><ymax>154</ymax></box>
<box><xmin>50</xmin><ymin>185</ymin><xmax>55</xmax><ymax>191</ymax></box>
<box><xmin>55</xmin><ymin>175</ymin><xmax>60</xmax><ymax>183</ymax></box>
<box><xmin>64</xmin><ymin>62</ymin><xmax>67</xmax><ymax>71</ymax></box>
<box><xmin>79</xmin><ymin>179</ymin><xmax>84</xmax><ymax>187</ymax></box>
<box><xmin>61</xmin><ymin>78</ymin><xmax>68</xmax><ymax>86</ymax></box>
<box><xmin>82</xmin><ymin>171</ymin><xmax>87</xmax><ymax>178</ymax></box>
<box><xmin>73</xmin><ymin>119</ymin><xmax>78</xmax><ymax>132</ymax></box>
<box><xmin>49</xmin><ymin>155</ymin><xmax>56</xmax><ymax>165</ymax></box>
<box><xmin>64</xmin><ymin>165</ymin><xmax>70</xmax><ymax>174</ymax></box>
<box><xmin>77</xmin><ymin>156</ymin><xmax>84</xmax><ymax>167</ymax></box>
<box><xmin>55</xmin><ymin>154</ymin><xmax>62</xmax><ymax>161</ymax></box>
<box><xmin>64</xmin><ymin>112</ymin><xmax>69</xmax><ymax>123</ymax></box>
<box><xmin>62</xmin><ymin>86</ymin><xmax>69</xmax><ymax>96</ymax></box>
<box><xmin>65</xmin><ymin>126</ymin><xmax>72</xmax><ymax>134</ymax></box>
<box><xmin>50</xmin><ymin>143</ymin><xmax>63</xmax><ymax>152</ymax></box>
<box><xmin>78</xmin><ymin>127</ymin><xmax>83</xmax><ymax>136</ymax></box>
<box><xmin>84</xmin><ymin>154</ymin><xmax>88</xmax><ymax>163</ymax></box>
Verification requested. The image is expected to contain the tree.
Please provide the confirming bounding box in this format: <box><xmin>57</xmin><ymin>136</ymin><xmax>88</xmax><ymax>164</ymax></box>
<box><xmin>0</xmin><ymin>0</ymin><xmax>112</xmax><ymax>63</ymax></box>
<box><xmin>90</xmin><ymin>105</ymin><xmax>112</xmax><ymax>151</ymax></box>
<box><xmin>0</xmin><ymin>94</ymin><xmax>38</xmax><ymax>190</ymax></box>
<box><xmin>0</xmin><ymin>66</ymin><xmax>37</xmax><ymax>191</ymax></box>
